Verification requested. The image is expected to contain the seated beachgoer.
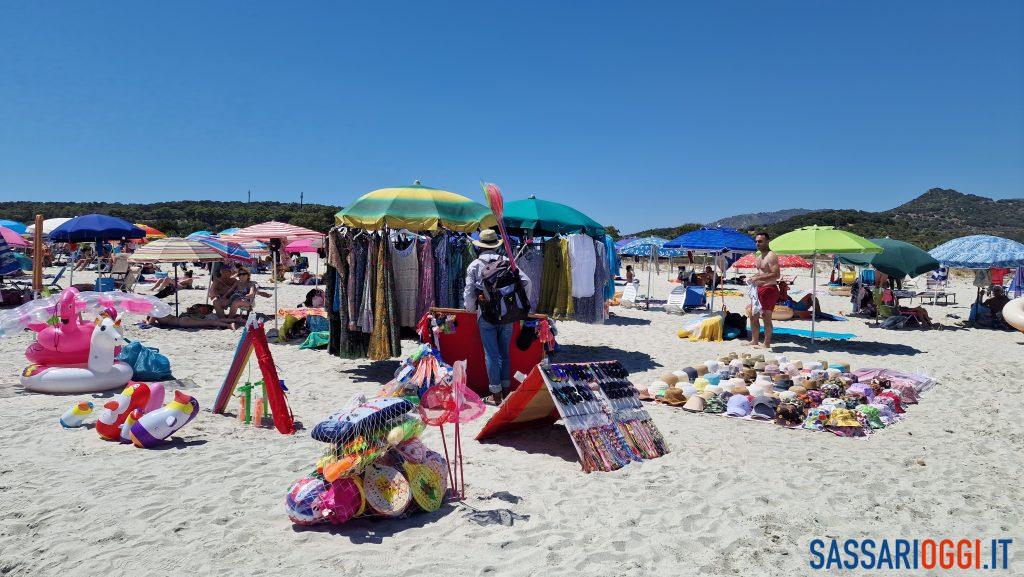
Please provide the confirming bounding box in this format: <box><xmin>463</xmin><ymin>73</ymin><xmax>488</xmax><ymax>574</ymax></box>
<box><xmin>228</xmin><ymin>269</ymin><xmax>257</xmax><ymax>316</ymax></box>
<box><xmin>778</xmin><ymin>281</ymin><xmax>822</xmax><ymax>318</ymax></box>
<box><xmin>209</xmin><ymin>265</ymin><xmax>238</xmax><ymax>317</ymax></box>
<box><xmin>983</xmin><ymin>286</ymin><xmax>1010</xmax><ymax>316</ymax></box>
<box><xmin>151</xmin><ymin>270</ymin><xmax>194</xmax><ymax>298</ymax></box>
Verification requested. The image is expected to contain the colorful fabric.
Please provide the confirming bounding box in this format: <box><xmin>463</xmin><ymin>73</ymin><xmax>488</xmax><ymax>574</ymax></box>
<box><xmin>416</xmin><ymin>238</ymin><xmax>435</xmax><ymax>322</ymax></box>
<box><xmin>390</xmin><ymin>238</ymin><xmax>419</xmax><ymax>328</ymax></box>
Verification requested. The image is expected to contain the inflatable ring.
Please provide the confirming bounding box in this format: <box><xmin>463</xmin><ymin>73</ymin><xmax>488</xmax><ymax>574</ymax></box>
<box><xmin>1004</xmin><ymin>297</ymin><xmax>1024</xmax><ymax>333</ymax></box>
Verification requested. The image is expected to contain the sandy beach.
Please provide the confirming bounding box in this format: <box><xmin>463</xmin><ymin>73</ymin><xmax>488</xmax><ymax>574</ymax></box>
<box><xmin>0</xmin><ymin>262</ymin><xmax>1021</xmax><ymax>577</ymax></box>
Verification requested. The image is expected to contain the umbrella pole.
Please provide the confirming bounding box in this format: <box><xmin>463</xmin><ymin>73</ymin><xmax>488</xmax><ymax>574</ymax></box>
<box><xmin>646</xmin><ymin>245</ymin><xmax>654</xmax><ymax>310</ymax></box>
<box><xmin>174</xmin><ymin>264</ymin><xmax>180</xmax><ymax>317</ymax></box>
<box><xmin>811</xmin><ymin>252</ymin><xmax>817</xmax><ymax>345</ymax></box>
<box><xmin>273</xmin><ymin>251</ymin><xmax>279</xmax><ymax>333</ymax></box>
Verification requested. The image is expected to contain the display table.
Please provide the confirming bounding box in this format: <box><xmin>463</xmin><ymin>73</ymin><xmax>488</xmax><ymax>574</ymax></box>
<box><xmin>421</xmin><ymin>308</ymin><xmax>548</xmax><ymax>397</ymax></box>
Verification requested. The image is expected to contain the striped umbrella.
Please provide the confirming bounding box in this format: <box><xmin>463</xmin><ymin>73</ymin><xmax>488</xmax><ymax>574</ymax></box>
<box><xmin>239</xmin><ymin>240</ymin><xmax>269</xmax><ymax>256</ymax></box>
<box><xmin>194</xmin><ymin>236</ymin><xmax>255</xmax><ymax>265</ymax></box>
<box><xmin>218</xmin><ymin>227</ymin><xmax>240</xmax><ymax>236</ymax></box>
<box><xmin>335</xmin><ymin>183</ymin><xmax>497</xmax><ymax>233</ymax></box>
<box><xmin>0</xmin><ymin>220</ymin><xmax>27</xmax><ymax>235</ymax></box>
<box><xmin>928</xmin><ymin>235</ymin><xmax>1024</xmax><ymax>269</ymax></box>
<box><xmin>135</xmin><ymin>224</ymin><xmax>166</xmax><ymax>240</ymax></box>
<box><xmin>129</xmin><ymin>237</ymin><xmax>223</xmax><ymax>315</ymax></box>
<box><xmin>230</xmin><ymin>221</ymin><xmax>323</xmax><ymax>243</ymax></box>
<box><xmin>0</xmin><ymin>237</ymin><xmax>18</xmax><ymax>275</ymax></box>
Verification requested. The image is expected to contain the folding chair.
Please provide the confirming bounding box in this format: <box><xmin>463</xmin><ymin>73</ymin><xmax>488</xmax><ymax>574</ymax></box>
<box><xmin>116</xmin><ymin>266</ymin><xmax>141</xmax><ymax>292</ymax></box>
<box><xmin>107</xmin><ymin>254</ymin><xmax>130</xmax><ymax>285</ymax></box>
<box><xmin>682</xmin><ymin>286</ymin><xmax>708</xmax><ymax>312</ymax></box>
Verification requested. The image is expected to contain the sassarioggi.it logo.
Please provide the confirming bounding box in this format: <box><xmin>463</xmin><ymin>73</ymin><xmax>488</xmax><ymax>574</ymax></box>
<box><xmin>809</xmin><ymin>538</ymin><xmax>1012</xmax><ymax>570</ymax></box>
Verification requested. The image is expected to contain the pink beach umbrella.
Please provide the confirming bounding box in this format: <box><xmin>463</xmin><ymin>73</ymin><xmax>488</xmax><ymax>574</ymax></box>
<box><xmin>0</xmin><ymin>226</ymin><xmax>30</xmax><ymax>248</ymax></box>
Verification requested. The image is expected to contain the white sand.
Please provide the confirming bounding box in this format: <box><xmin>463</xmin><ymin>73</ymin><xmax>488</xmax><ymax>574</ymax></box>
<box><xmin>1</xmin><ymin>263</ymin><xmax>1022</xmax><ymax>576</ymax></box>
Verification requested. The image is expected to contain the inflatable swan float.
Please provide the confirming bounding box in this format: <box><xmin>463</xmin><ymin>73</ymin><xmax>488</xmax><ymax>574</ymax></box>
<box><xmin>1004</xmin><ymin>297</ymin><xmax>1024</xmax><ymax>333</ymax></box>
<box><xmin>22</xmin><ymin>317</ymin><xmax>134</xmax><ymax>393</ymax></box>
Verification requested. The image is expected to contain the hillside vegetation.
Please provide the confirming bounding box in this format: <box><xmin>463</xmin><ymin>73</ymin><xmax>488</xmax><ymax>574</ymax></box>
<box><xmin>0</xmin><ymin>201</ymin><xmax>339</xmax><ymax>237</ymax></box>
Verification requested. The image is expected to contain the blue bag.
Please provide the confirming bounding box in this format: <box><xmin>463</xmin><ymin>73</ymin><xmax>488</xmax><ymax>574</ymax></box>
<box><xmin>306</xmin><ymin>314</ymin><xmax>329</xmax><ymax>333</ymax></box>
<box><xmin>117</xmin><ymin>340</ymin><xmax>173</xmax><ymax>381</ymax></box>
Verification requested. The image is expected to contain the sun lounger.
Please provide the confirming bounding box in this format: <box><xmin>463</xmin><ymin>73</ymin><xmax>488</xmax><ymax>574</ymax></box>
<box><xmin>915</xmin><ymin>277</ymin><xmax>956</xmax><ymax>305</ymax></box>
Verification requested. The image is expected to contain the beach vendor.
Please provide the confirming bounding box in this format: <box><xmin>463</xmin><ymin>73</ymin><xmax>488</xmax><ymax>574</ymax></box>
<box><xmin>209</xmin><ymin>264</ymin><xmax>238</xmax><ymax>318</ymax></box>
<box><xmin>463</xmin><ymin>229</ymin><xmax>532</xmax><ymax>405</ymax></box>
<box><xmin>746</xmin><ymin>232</ymin><xmax>780</xmax><ymax>349</ymax></box>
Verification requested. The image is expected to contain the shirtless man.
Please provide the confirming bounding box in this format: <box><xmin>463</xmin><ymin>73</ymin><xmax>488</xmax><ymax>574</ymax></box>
<box><xmin>747</xmin><ymin>232</ymin><xmax>781</xmax><ymax>349</ymax></box>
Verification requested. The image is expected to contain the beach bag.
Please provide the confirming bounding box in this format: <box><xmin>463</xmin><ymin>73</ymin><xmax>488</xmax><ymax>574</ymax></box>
<box><xmin>117</xmin><ymin>340</ymin><xmax>173</xmax><ymax>381</ymax></box>
<box><xmin>479</xmin><ymin>258</ymin><xmax>530</xmax><ymax>325</ymax></box>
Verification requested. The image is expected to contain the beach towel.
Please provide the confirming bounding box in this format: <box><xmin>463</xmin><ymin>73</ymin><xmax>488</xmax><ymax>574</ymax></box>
<box><xmin>748</xmin><ymin>283</ymin><xmax>761</xmax><ymax>316</ymax></box>
<box><xmin>758</xmin><ymin>326</ymin><xmax>855</xmax><ymax>340</ymax></box>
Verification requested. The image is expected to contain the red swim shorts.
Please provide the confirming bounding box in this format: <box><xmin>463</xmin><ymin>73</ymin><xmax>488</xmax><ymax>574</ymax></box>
<box><xmin>757</xmin><ymin>284</ymin><xmax>780</xmax><ymax>312</ymax></box>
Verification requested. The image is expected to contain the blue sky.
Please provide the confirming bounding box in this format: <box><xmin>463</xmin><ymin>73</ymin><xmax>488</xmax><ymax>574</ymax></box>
<box><xmin>0</xmin><ymin>1</ymin><xmax>1021</xmax><ymax>232</ymax></box>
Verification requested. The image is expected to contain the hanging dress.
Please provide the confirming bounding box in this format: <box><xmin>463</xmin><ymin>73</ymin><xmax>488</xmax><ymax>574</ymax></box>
<box><xmin>390</xmin><ymin>237</ymin><xmax>420</xmax><ymax>328</ymax></box>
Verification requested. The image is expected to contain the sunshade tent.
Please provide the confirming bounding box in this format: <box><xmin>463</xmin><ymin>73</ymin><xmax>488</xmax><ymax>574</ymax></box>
<box><xmin>230</xmin><ymin>221</ymin><xmax>325</xmax><ymax>331</ymax></box>
<box><xmin>617</xmin><ymin>236</ymin><xmax>684</xmax><ymax>310</ymax></box>
<box><xmin>665</xmin><ymin>227</ymin><xmax>756</xmax><ymax>310</ymax></box>
<box><xmin>0</xmin><ymin>226</ymin><xmax>30</xmax><ymax>248</ymax></box>
<box><xmin>502</xmin><ymin>196</ymin><xmax>605</xmax><ymax>238</ymax></box>
<box><xmin>927</xmin><ymin>235</ymin><xmax>1024</xmax><ymax>269</ymax></box>
<box><xmin>135</xmin><ymin>224</ymin><xmax>166</xmax><ymax>240</ymax></box>
<box><xmin>734</xmin><ymin>253</ymin><xmax>812</xmax><ymax>269</ymax></box>
<box><xmin>0</xmin><ymin>220</ymin><xmax>27</xmax><ymax>235</ymax></box>
<box><xmin>336</xmin><ymin>184</ymin><xmax>497</xmax><ymax>233</ymax></box>
<box><xmin>25</xmin><ymin>217</ymin><xmax>72</xmax><ymax>237</ymax></box>
<box><xmin>770</xmin><ymin>226</ymin><xmax>882</xmax><ymax>343</ymax></box>
<box><xmin>837</xmin><ymin>237</ymin><xmax>939</xmax><ymax>278</ymax></box>
<box><xmin>129</xmin><ymin>237</ymin><xmax>223</xmax><ymax>315</ymax></box>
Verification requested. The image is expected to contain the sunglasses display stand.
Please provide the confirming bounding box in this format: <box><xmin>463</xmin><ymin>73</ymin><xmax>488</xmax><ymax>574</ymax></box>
<box><xmin>542</xmin><ymin>362</ymin><xmax>669</xmax><ymax>472</ymax></box>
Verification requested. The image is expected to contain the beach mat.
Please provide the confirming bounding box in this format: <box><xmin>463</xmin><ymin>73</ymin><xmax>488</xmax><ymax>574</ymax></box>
<box><xmin>760</xmin><ymin>326</ymin><xmax>855</xmax><ymax>340</ymax></box>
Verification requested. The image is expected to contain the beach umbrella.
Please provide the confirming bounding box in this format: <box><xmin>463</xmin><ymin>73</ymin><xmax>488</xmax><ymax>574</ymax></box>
<box><xmin>0</xmin><ymin>237</ymin><xmax>18</xmax><ymax>275</ymax></box>
<box><xmin>129</xmin><ymin>237</ymin><xmax>223</xmax><ymax>315</ymax></box>
<box><xmin>770</xmin><ymin>226</ymin><xmax>882</xmax><ymax>343</ymax></box>
<box><xmin>283</xmin><ymin>239</ymin><xmax>321</xmax><ymax>254</ymax></box>
<box><xmin>187</xmin><ymin>230</ymin><xmax>213</xmax><ymax>239</ymax></box>
<box><xmin>616</xmin><ymin>237</ymin><xmax>683</xmax><ymax>309</ymax></box>
<box><xmin>1010</xmin><ymin>267</ymin><xmax>1023</xmax><ymax>298</ymax></box>
<box><xmin>49</xmin><ymin>214</ymin><xmax>146</xmax><ymax>243</ymax></box>
<box><xmin>0</xmin><ymin>226</ymin><xmax>30</xmax><ymax>248</ymax></box>
<box><xmin>0</xmin><ymin>220</ymin><xmax>27</xmax><ymax>235</ymax></box>
<box><xmin>219</xmin><ymin>227</ymin><xmax>240</xmax><ymax>236</ymax></box>
<box><xmin>134</xmin><ymin>224</ymin><xmax>166</xmax><ymax>240</ymax></box>
<box><xmin>734</xmin><ymin>253</ymin><xmax>813</xmax><ymax>269</ymax></box>
<box><xmin>502</xmin><ymin>196</ymin><xmax>604</xmax><ymax>238</ymax></box>
<box><xmin>231</xmin><ymin>221</ymin><xmax>325</xmax><ymax>332</ymax></box>
<box><xmin>239</xmin><ymin>240</ymin><xmax>269</xmax><ymax>256</ymax></box>
<box><xmin>25</xmin><ymin>217</ymin><xmax>72</xmax><ymax>237</ymax></box>
<box><xmin>193</xmin><ymin>236</ymin><xmax>255</xmax><ymax>265</ymax></box>
<box><xmin>927</xmin><ymin>235</ymin><xmax>1024</xmax><ymax>269</ymax></box>
<box><xmin>336</xmin><ymin>183</ymin><xmax>497</xmax><ymax>233</ymax></box>
<box><xmin>837</xmin><ymin>237</ymin><xmax>939</xmax><ymax>279</ymax></box>
<box><xmin>614</xmin><ymin>236</ymin><xmax>637</xmax><ymax>249</ymax></box>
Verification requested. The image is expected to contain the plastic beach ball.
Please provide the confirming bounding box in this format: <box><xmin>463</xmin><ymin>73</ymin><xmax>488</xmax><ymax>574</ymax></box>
<box><xmin>285</xmin><ymin>477</ymin><xmax>327</xmax><ymax>526</ymax></box>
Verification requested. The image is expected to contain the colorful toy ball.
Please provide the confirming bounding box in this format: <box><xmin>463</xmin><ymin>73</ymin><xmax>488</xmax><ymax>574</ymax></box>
<box><xmin>313</xmin><ymin>477</ymin><xmax>366</xmax><ymax>525</ymax></box>
<box><xmin>285</xmin><ymin>477</ymin><xmax>328</xmax><ymax>526</ymax></box>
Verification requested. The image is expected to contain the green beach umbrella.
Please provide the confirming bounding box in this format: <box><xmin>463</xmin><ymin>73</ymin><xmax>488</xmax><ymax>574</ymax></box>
<box><xmin>335</xmin><ymin>182</ymin><xmax>496</xmax><ymax>233</ymax></box>
<box><xmin>769</xmin><ymin>226</ymin><xmax>882</xmax><ymax>344</ymax></box>
<box><xmin>837</xmin><ymin>237</ymin><xmax>939</xmax><ymax>279</ymax></box>
<box><xmin>502</xmin><ymin>196</ymin><xmax>605</xmax><ymax>238</ymax></box>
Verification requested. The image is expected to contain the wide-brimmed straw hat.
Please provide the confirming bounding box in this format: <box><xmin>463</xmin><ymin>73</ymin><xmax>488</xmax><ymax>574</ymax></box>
<box><xmin>659</xmin><ymin>387</ymin><xmax>687</xmax><ymax>407</ymax></box>
<box><xmin>472</xmin><ymin>229</ymin><xmax>503</xmax><ymax>249</ymax></box>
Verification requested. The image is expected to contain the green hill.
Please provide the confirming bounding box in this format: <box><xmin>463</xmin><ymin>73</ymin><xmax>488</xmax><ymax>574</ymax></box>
<box><xmin>0</xmin><ymin>200</ymin><xmax>340</xmax><ymax>237</ymax></box>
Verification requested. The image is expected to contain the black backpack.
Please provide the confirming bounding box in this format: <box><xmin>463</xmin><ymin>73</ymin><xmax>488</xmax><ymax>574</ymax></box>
<box><xmin>479</xmin><ymin>257</ymin><xmax>531</xmax><ymax>324</ymax></box>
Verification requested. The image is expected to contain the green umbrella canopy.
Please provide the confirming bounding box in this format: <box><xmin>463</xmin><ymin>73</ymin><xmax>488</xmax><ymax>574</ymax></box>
<box><xmin>335</xmin><ymin>184</ymin><xmax>497</xmax><ymax>233</ymax></box>
<box><xmin>837</xmin><ymin>237</ymin><xmax>940</xmax><ymax>278</ymax></box>
<box><xmin>770</xmin><ymin>226</ymin><xmax>883</xmax><ymax>255</ymax></box>
<box><xmin>502</xmin><ymin>196</ymin><xmax>605</xmax><ymax>237</ymax></box>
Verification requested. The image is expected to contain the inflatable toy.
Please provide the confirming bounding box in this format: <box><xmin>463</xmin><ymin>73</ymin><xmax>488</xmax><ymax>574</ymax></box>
<box><xmin>129</xmin><ymin>390</ymin><xmax>199</xmax><ymax>448</ymax></box>
<box><xmin>1005</xmin><ymin>297</ymin><xmax>1024</xmax><ymax>333</ymax></box>
<box><xmin>59</xmin><ymin>401</ymin><xmax>94</xmax><ymax>428</ymax></box>
<box><xmin>311</xmin><ymin>397</ymin><xmax>415</xmax><ymax>445</ymax></box>
<box><xmin>285</xmin><ymin>477</ymin><xmax>327</xmax><ymax>526</ymax></box>
<box><xmin>120</xmin><ymin>409</ymin><xmax>143</xmax><ymax>443</ymax></box>
<box><xmin>21</xmin><ymin>317</ymin><xmax>133</xmax><ymax>394</ymax></box>
<box><xmin>312</xmin><ymin>477</ymin><xmax>365</xmax><ymax>525</ymax></box>
<box><xmin>95</xmin><ymin>382</ymin><xmax>153</xmax><ymax>441</ymax></box>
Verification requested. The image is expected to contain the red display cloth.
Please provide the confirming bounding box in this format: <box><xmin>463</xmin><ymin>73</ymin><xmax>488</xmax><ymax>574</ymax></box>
<box><xmin>425</xmin><ymin>308</ymin><xmax>546</xmax><ymax>397</ymax></box>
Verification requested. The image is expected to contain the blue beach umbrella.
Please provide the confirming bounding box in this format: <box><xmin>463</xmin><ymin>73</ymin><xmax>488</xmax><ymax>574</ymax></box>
<box><xmin>218</xmin><ymin>227</ymin><xmax>240</xmax><ymax>236</ymax></box>
<box><xmin>49</xmin><ymin>214</ymin><xmax>145</xmax><ymax>242</ymax></box>
<box><xmin>0</xmin><ymin>237</ymin><xmax>18</xmax><ymax>275</ymax></box>
<box><xmin>928</xmin><ymin>235</ymin><xmax>1024</xmax><ymax>269</ymax></box>
<box><xmin>665</xmin><ymin>227</ymin><xmax>756</xmax><ymax>253</ymax></box>
<box><xmin>194</xmin><ymin>235</ymin><xmax>254</xmax><ymax>265</ymax></box>
<box><xmin>187</xmin><ymin>230</ymin><xmax>213</xmax><ymax>239</ymax></box>
<box><xmin>0</xmin><ymin>220</ymin><xmax>27</xmax><ymax>235</ymax></box>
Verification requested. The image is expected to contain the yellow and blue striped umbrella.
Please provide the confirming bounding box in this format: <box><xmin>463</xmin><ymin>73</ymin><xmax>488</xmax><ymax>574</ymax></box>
<box><xmin>336</xmin><ymin>183</ymin><xmax>496</xmax><ymax>233</ymax></box>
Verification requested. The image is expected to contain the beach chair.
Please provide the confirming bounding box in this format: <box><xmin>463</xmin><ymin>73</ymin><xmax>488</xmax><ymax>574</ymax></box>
<box><xmin>683</xmin><ymin>286</ymin><xmax>708</xmax><ymax>312</ymax></box>
<box><xmin>107</xmin><ymin>255</ymin><xmax>130</xmax><ymax>284</ymax></box>
<box><xmin>116</xmin><ymin>266</ymin><xmax>141</xmax><ymax>292</ymax></box>
<box><xmin>916</xmin><ymin>277</ymin><xmax>956</xmax><ymax>305</ymax></box>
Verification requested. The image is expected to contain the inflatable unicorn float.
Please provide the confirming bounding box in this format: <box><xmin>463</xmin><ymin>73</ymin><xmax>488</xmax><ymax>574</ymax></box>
<box><xmin>91</xmin><ymin>381</ymin><xmax>199</xmax><ymax>448</ymax></box>
<box><xmin>0</xmin><ymin>287</ymin><xmax>172</xmax><ymax>394</ymax></box>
